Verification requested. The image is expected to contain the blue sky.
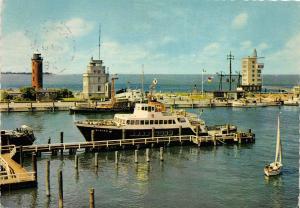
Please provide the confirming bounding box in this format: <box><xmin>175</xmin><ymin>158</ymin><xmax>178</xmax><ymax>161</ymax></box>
<box><xmin>1</xmin><ymin>0</ymin><xmax>300</xmax><ymax>74</ymax></box>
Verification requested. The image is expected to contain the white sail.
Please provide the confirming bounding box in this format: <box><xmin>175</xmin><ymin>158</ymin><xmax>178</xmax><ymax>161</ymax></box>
<box><xmin>275</xmin><ymin>115</ymin><xmax>281</xmax><ymax>163</ymax></box>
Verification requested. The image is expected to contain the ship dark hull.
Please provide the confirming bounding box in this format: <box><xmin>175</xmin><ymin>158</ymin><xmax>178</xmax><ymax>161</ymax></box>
<box><xmin>0</xmin><ymin>132</ymin><xmax>35</xmax><ymax>146</ymax></box>
<box><xmin>76</xmin><ymin>125</ymin><xmax>207</xmax><ymax>141</ymax></box>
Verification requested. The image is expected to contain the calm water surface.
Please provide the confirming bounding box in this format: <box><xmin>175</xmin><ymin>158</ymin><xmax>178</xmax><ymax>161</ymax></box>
<box><xmin>1</xmin><ymin>106</ymin><xmax>299</xmax><ymax>208</ymax></box>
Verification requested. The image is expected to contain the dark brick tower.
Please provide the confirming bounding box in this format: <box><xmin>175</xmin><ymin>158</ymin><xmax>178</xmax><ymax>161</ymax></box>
<box><xmin>32</xmin><ymin>53</ymin><xmax>43</xmax><ymax>89</ymax></box>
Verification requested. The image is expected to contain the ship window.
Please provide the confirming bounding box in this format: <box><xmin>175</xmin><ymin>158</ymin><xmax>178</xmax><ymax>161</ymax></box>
<box><xmin>145</xmin><ymin>107</ymin><xmax>148</xmax><ymax>111</ymax></box>
<box><xmin>148</xmin><ymin>107</ymin><xmax>151</xmax><ymax>112</ymax></box>
<box><xmin>151</xmin><ymin>107</ymin><xmax>155</xmax><ymax>111</ymax></box>
<box><xmin>130</xmin><ymin>120</ymin><xmax>134</xmax><ymax>125</ymax></box>
<box><xmin>150</xmin><ymin>120</ymin><xmax>154</xmax><ymax>124</ymax></box>
<box><xmin>127</xmin><ymin>120</ymin><xmax>130</xmax><ymax>124</ymax></box>
<box><xmin>135</xmin><ymin>120</ymin><xmax>139</xmax><ymax>125</ymax></box>
<box><xmin>155</xmin><ymin>120</ymin><xmax>159</xmax><ymax>124</ymax></box>
<box><xmin>159</xmin><ymin>120</ymin><xmax>163</xmax><ymax>124</ymax></box>
<box><xmin>178</xmin><ymin>118</ymin><xmax>186</xmax><ymax>123</ymax></box>
<box><xmin>145</xmin><ymin>120</ymin><xmax>149</xmax><ymax>125</ymax></box>
<box><xmin>164</xmin><ymin>120</ymin><xmax>168</xmax><ymax>124</ymax></box>
<box><xmin>173</xmin><ymin>120</ymin><xmax>176</xmax><ymax>124</ymax></box>
<box><xmin>141</xmin><ymin>120</ymin><xmax>144</xmax><ymax>125</ymax></box>
<box><xmin>168</xmin><ymin>120</ymin><xmax>173</xmax><ymax>124</ymax></box>
<box><xmin>141</xmin><ymin>107</ymin><xmax>144</xmax><ymax>110</ymax></box>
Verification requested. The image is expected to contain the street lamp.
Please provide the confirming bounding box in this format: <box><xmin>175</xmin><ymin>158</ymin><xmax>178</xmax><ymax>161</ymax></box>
<box><xmin>201</xmin><ymin>69</ymin><xmax>206</xmax><ymax>95</ymax></box>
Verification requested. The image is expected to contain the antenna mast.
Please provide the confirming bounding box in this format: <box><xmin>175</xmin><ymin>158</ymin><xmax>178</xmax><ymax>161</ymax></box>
<box><xmin>227</xmin><ymin>51</ymin><xmax>234</xmax><ymax>91</ymax></box>
<box><xmin>141</xmin><ymin>64</ymin><xmax>144</xmax><ymax>96</ymax></box>
<box><xmin>98</xmin><ymin>24</ymin><xmax>101</xmax><ymax>60</ymax></box>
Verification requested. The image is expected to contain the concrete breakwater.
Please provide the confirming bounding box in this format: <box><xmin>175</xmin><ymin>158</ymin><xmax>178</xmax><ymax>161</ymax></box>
<box><xmin>0</xmin><ymin>101</ymin><xmax>77</xmax><ymax>112</ymax></box>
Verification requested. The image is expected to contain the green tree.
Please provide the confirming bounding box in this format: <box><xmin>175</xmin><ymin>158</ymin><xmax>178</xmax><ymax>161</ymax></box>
<box><xmin>20</xmin><ymin>87</ymin><xmax>36</xmax><ymax>100</ymax></box>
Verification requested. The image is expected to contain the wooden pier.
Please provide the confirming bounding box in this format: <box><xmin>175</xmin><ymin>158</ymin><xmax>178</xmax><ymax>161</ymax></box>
<box><xmin>0</xmin><ymin>146</ymin><xmax>36</xmax><ymax>191</ymax></box>
<box><xmin>0</xmin><ymin>132</ymin><xmax>254</xmax><ymax>192</ymax></box>
<box><xmin>1</xmin><ymin>132</ymin><xmax>254</xmax><ymax>156</ymax></box>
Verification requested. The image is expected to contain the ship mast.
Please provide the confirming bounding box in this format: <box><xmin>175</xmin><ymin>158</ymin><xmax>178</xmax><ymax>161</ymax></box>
<box><xmin>98</xmin><ymin>24</ymin><xmax>101</xmax><ymax>60</ymax></box>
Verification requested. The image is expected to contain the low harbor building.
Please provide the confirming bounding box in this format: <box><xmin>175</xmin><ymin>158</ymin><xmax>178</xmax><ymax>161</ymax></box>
<box><xmin>241</xmin><ymin>49</ymin><xmax>264</xmax><ymax>92</ymax></box>
<box><xmin>82</xmin><ymin>57</ymin><xmax>111</xmax><ymax>99</ymax></box>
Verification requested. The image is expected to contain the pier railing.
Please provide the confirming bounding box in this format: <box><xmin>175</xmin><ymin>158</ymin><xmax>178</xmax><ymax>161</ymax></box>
<box><xmin>9</xmin><ymin>133</ymin><xmax>254</xmax><ymax>154</ymax></box>
<box><xmin>0</xmin><ymin>172</ymin><xmax>35</xmax><ymax>185</ymax></box>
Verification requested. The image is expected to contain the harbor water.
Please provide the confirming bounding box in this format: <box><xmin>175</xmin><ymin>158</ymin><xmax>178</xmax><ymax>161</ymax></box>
<box><xmin>1</xmin><ymin>106</ymin><xmax>298</xmax><ymax>207</ymax></box>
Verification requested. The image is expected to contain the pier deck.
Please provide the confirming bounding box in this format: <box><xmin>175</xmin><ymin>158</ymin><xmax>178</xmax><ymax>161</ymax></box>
<box><xmin>0</xmin><ymin>147</ymin><xmax>36</xmax><ymax>190</ymax></box>
<box><xmin>1</xmin><ymin>133</ymin><xmax>254</xmax><ymax>156</ymax></box>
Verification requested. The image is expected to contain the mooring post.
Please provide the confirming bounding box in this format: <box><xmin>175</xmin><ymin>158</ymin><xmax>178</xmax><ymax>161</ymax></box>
<box><xmin>19</xmin><ymin>145</ymin><xmax>23</xmax><ymax>167</ymax></box>
<box><xmin>115</xmin><ymin>151</ymin><xmax>118</xmax><ymax>164</ymax></box>
<box><xmin>160</xmin><ymin>147</ymin><xmax>164</xmax><ymax>161</ymax></box>
<box><xmin>48</xmin><ymin>137</ymin><xmax>51</xmax><ymax>144</ymax></box>
<box><xmin>122</xmin><ymin>129</ymin><xmax>125</xmax><ymax>140</ymax></box>
<box><xmin>60</xmin><ymin>132</ymin><xmax>64</xmax><ymax>156</ymax></box>
<box><xmin>46</xmin><ymin>160</ymin><xmax>50</xmax><ymax>197</ymax></box>
<box><xmin>227</xmin><ymin>124</ymin><xmax>230</xmax><ymax>134</ymax></box>
<box><xmin>30</xmin><ymin>102</ymin><xmax>33</xmax><ymax>111</ymax></box>
<box><xmin>134</xmin><ymin>150</ymin><xmax>138</xmax><ymax>163</ymax></box>
<box><xmin>91</xmin><ymin>130</ymin><xmax>95</xmax><ymax>142</ymax></box>
<box><xmin>248</xmin><ymin>129</ymin><xmax>252</xmax><ymax>134</ymax></box>
<box><xmin>179</xmin><ymin>125</ymin><xmax>182</xmax><ymax>143</ymax></box>
<box><xmin>75</xmin><ymin>154</ymin><xmax>79</xmax><ymax>169</ymax></box>
<box><xmin>146</xmin><ymin>148</ymin><xmax>150</xmax><ymax>162</ymax></box>
<box><xmin>213</xmin><ymin>134</ymin><xmax>216</xmax><ymax>146</ymax></box>
<box><xmin>152</xmin><ymin>127</ymin><xmax>155</xmax><ymax>139</ymax></box>
<box><xmin>94</xmin><ymin>153</ymin><xmax>98</xmax><ymax>167</ymax></box>
<box><xmin>89</xmin><ymin>188</ymin><xmax>95</xmax><ymax>208</ymax></box>
<box><xmin>58</xmin><ymin>170</ymin><xmax>63</xmax><ymax>208</ymax></box>
<box><xmin>32</xmin><ymin>152</ymin><xmax>37</xmax><ymax>186</ymax></box>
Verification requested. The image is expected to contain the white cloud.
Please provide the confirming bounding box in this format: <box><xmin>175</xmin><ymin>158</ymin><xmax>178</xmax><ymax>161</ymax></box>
<box><xmin>266</xmin><ymin>33</ymin><xmax>300</xmax><ymax>74</ymax></box>
<box><xmin>232</xmin><ymin>13</ymin><xmax>248</xmax><ymax>29</ymax></box>
<box><xmin>1</xmin><ymin>18</ymin><xmax>94</xmax><ymax>74</ymax></box>
<box><xmin>240</xmin><ymin>40</ymin><xmax>252</xmax><ymax>50</ymax></box>
<box><xmin>202</xmin><ymin>42</ymin><xmax>220</xmax><ymax>56</ymax></box>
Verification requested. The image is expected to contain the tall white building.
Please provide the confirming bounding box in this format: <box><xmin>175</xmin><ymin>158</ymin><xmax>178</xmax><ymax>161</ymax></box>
<box><xmin>82</xmin><ymin>57</ymin><xmax>110</xmax><ymax>99</ymax></box>
<box><xmin>241</xmin><ymin>49</ymin><xmax>264</xmax><ymax>91</ymax></box>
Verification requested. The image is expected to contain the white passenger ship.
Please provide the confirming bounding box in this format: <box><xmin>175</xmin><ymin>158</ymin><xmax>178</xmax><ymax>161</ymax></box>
<box><xmin>75</xmin><ymin>102</ymin><xmax>208</xmax><ymax>141</ymax></box>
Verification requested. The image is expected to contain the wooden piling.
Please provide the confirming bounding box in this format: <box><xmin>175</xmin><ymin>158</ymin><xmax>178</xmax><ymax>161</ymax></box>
<box><xmin>60</xmin><ymin>132</ymin><xmax>64</xmax><ymax>156</ymax></box>
<box><xmin>179</xmin><ymin>125</ymin><xmax>182</xmax><ymax>143</ymax></box>
<box><xmin>94</xmin><ymin>153</ymin><xmax>98</xmax><ymax>167</ymax></box>
<box><xmin>122</xmin><ymin>129</ymin><xmax>125</xmax><ymax>140</ymax></box>
<box><xmin>146</xmin><ymin>148</ymin><xmax>150</xmax><ymax>162</ymax></box>
<box><xmin>227</xmin><ymin>124</ymin><xmax>230</xmax><ymax>134</ymax></box>
<box><xmin>115</xmin><ymin>151</ymin><xmax>118</xmax><ymax>164</ymax></box>
<box><xmin>89</xmin><ymin>188</ymin><xmax>95</xmax><ymax>208</ymax></box>
<box><xmin>58</xmin><ymin>170</ymin><xmax>63</xmax><ymax>208</ymax></box>
<box><xmin>75</xmin><ymin>154</ymin><xmax>79</xmax><ymax>169</ymax></box>
<box><xmin>152</xmin><ymin>127</ymin><xmax>155</xmax><ymax>139</ymax></box>
<box><xmin>213</xmin><ymin>134</ymin><xmax>216</xmax><ymax>146</ymax></box>
<box><xmin>32</xmin><ymin>152</ymin><xmax>37</xmax><ymax>186</ymax></box>
<box><xmin>160</xmin><ymin>147</ymin><xmax>164</xmax><ymax>161</ymax></box>
<box><xmin>91</xmin><ymin>130</ymin><xmax>95</xmax><ymax>142</ymax></box>
<box><xmin>19</xmin><ymin>145</ymin><xmax>23</xmax><ymax>167</ymax></box>
<box><xmin>134</xmin><ymin>150</ymin><xmax>138</xmax><ymax>163</ymax></box>
<box><xmin>46</xmin><ymin>160</ymin><xmax>50</xmax><ymax>197</ymax></box>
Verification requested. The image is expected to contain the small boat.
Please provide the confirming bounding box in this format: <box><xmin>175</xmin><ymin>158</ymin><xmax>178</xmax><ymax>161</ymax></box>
<box><xmin>264</xmin><ymin>115</ymin><xmax>282</xmax><ymax>176</ymax></box>
<box><xmin>0</xmin><ymin>125</ymin><xmax>36</xmax><ymax>146</ymax></box>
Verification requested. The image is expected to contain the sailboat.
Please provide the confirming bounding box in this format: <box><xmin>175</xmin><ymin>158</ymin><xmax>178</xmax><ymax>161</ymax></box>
<box><xmin>264</xmin><ymin>115</ymin><xmax>283</xmax><ymax>176</ymax></box>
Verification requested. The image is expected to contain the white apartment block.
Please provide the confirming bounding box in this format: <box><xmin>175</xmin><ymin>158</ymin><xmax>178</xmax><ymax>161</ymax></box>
<box><xmin>241</xmin><ymin>49</ymin><xmax>264</xmax><ymax>91</ymax></box>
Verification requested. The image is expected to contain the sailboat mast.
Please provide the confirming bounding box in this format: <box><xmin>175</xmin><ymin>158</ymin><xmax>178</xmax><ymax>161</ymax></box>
<box><xmin>275</xmin><ymin>115</ymin><xmax>280</xmax><ymax>163</ymax></box>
